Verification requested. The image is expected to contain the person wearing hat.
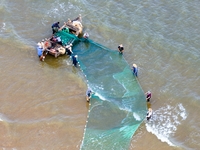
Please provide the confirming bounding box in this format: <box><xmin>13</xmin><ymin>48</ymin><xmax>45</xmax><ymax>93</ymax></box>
<box><xmin>146</xmin><ymin>108</ymin><xmax>153</xmax><ymax>121</ymax></box>
<box><xmin>118</xmin><ymin>44</ymin><xmax>124</xmax><ymax>54</ymax></box>
<box><xmin>65</xmin><ymin>44</ymin><xmax>73</xmax><ymax>56</ymax></box>
<box><xmin>37</xmin><ymin>40</ymin><xmax>46</xmax><ymax>61</ymax></box>
<box><xmin>83</xmin><ymin>32</ymin><xmax>89</xmax><ymax>39</ymax></box>
<box><xmin>57</xmin><ymin>46</ymin><xmax>66</xmax><ymax>55</ymax></box>
<box><xmin>146</xmin><ymin>91</ymin><xmax>152</xmax><ymax>102</ymax></box>
<box><xmin>132</xmin><ymin>64</ymin><xmax>138</xmax><ymax>77</ymax></box>
<box><xmin>86</xmin><ymin>88</ymin><xmax>93</xmax><ymax>102</ymax></box>
<box><xmin>37</xmin><ymin>42</ymin><xmax>43</xmax><ymax>57</ymax></box>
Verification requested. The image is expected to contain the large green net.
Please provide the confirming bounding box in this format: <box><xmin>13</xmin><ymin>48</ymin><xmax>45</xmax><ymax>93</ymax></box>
<box><xmin>56</xmin><ymin>31</ymin><xmax>147</xmax><ymax>150</ymax></box>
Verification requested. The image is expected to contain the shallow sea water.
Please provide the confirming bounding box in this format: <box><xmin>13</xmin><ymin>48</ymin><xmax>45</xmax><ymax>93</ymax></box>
<box><xmin>0</xmin><ymin>0</ymin><xmax>199</xmax><ymax>149</ymax></box>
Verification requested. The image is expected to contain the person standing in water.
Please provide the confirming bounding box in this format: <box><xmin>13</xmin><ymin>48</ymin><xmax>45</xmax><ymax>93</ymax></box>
<box><xmin>132</xmin><ymin>64</ymin><xmax>138</xmax><ymax>77</ymax></box>
<box><xmin>118</xmin><ymin>44</ymin><xmax>124</xmax><ymax>54</ymax></box>
<box><xmin>146</xmin><ymin>91</ymin><xmax>152</xmax><ymax>102</ymax></box>
<box><xmin>83</xmin><ymin>32</ymin><xmax>89</xmax><ymax>39</ymax></box>
<box><xmin>65</xmin><ymin>44</ymin><xmax>73</xmax><ymax>56</ymax></box>
<box><xmin>146</xmin><ymin>108</ymin><xmax>153</xmax><ymax>121</ymax></box>
<box><xmin>71</xmin><ymin>55</ymin><xmax>78</xmax><ymax>67</ymax></box>
<box><xmin>86</xmin><ymin>88</ymin><xmax>93</xmax><ymax>102</ymax></box>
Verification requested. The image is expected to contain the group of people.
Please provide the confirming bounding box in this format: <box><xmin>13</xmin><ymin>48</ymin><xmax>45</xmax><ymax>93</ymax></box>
<box><xmin>86</xmin><ymin>88</ymin><xmax>153</xmax><ymax>121</ymax></box>
<box><xmin>37</xmin><ymin>35</ymin><xmax>74</xmax><ymax>61</ymax></box>
<box><xmin>48</xmin><ymin>15</ymin><xmax>90</xmax><ymax>65</ymax></box>
<box><xmin>117</xmin><ymin>44</ymin><xmax>138</xmax><ymax>77</ymax></box>
<box><xmin>37</xmin><ymin>14</ymin><xmax>88</xmax><ymax>62</ymax></box>
<box><xmin>51</xmin><ymin>14</ymin><xmax>83</xmax><ymax>36</ymax></box>
<box><xmin>84</xmin><ymin>43</ymin><xmax>152</xmax><ymax>121</ymax></box>
<box><xmin>118</xmin><ymin>44</ymin><xmax>153</xmax><ymax>121</ymax></box>
<box><xmin>52</xmin><ymin>21</ymin><xmax>153</xmax><ymax>120</ymax></box>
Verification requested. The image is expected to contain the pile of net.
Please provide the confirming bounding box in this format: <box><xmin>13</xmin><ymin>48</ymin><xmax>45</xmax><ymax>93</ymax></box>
<box><xmin>56</xmin><ymin>31</ymin><xmax>147</xmax><ymax>150</ymax></box>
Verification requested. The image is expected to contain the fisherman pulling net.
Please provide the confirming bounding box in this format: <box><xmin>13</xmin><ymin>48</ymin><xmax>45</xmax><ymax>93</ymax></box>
<box><xmin>54</xmin><ymin>30</ymin><xmax>147</xmax><ymax>150</ymax></box>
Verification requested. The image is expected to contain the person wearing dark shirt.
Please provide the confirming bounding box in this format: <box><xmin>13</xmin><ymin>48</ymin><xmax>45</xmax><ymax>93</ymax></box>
<box><xmin>146</xmin><ymin>108</ymin><xmax>153</xmax><ymax>121</ymax></box>
<box><xmin>51</xmin><ymin>22</ymin><xmax>60</xmax><ymax>34</ymax></box>
<box><xmin>118</xmin><ymin>44</ymin><xmax>124</xmax><ymax>54</ymax></box>
<box><xmin>65</xmin><ymin>44</ymin><xmax>73</xmax><ymax>56</ymax></box>
<box><xmin>71</xmin><ymin>55</ymin><xmax>78</xmax><ymax>67</ymax></box>
<box><xmin>146</xmin><ymin>91</ymin><xmax>152</xmax><ymax>102</ymax></box>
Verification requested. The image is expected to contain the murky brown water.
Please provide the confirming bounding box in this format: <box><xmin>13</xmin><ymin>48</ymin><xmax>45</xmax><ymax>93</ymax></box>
<box><xmin>0</xmin><ymin>0</ymin><xmax>199</xmax><ymax>149</ymax></box>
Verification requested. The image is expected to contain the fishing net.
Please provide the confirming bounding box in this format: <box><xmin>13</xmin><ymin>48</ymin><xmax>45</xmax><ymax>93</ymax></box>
<box><xmin>56</xmin><ymin>31</ymin><xmax>147</xmax><ymax>150</ymax></box>
<box><xmin>55</xmin><ymin>31</ymin><xmax>80</xmax><ymax>45</ymax></box>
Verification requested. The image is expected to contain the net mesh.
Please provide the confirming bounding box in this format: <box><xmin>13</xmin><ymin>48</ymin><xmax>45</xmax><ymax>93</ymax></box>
<box><xmin>56</xmin><ymin>31</ymin><xmax>80</xmax><ymax>45</ymax></box>
<box><xmin>56</xmin><ymin>31</ymin><xmax>147</xmax><ymax>150</ymax></box>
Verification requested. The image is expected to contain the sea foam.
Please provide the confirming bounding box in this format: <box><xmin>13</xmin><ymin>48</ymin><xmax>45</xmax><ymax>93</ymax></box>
<box><xmin>145</xmin><ymin>103</ymin><xmax>187</xmax><ymax>146</ymax></box>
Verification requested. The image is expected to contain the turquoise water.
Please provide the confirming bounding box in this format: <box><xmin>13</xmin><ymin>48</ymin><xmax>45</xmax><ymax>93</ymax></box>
<box><xmin>0</xmin><ymin>0</ymin><xmax>199</xmax><ymax>149</ymax></box>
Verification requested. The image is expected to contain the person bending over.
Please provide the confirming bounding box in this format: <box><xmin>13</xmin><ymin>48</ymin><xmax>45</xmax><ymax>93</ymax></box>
<box><xmin>146</xmin><ymin>108</ymin><xmax>153</xmax><ymax>121</ymax></box>
<box><xmin>65</xmin><ymin>44</ymin><xmax>73</xmax><ymax>56</ymax></box>
<box><xmin>118</xmin><ymin>44</ymin><xmax>124</xmax><ymax>54</ymax></box>
<box><xmin>86</xmin><ymin>88</ymin><xmax>93</xmax><ymax>102</ymax></box>
<box><xmin>51</xmin><ymin>22</ymin><xmax>60</xmax><ymax>35</ymax></box>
